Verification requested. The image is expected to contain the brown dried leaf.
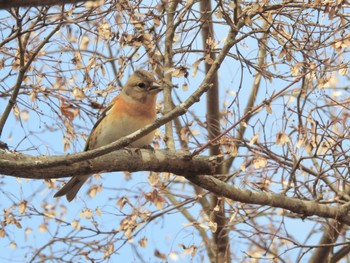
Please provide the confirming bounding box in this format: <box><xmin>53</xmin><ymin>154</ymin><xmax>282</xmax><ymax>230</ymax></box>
<box><xmin>265</xmin><ymin>102</ymin><xmax>272</xmax><ymax>114</ymax></box>
<box><xmin>60</xmin><ymin>99</ymin><xmax>76</xmax><ymax>121</ymax></box>
<box><xmin>154</xmin><ymin>249</ymin><xmax>167</xmax><ymax>259</ymax></box>
<box><xmin>138</xmin><ymin>237</ymin><xmax>148</xmax><ymax>248</ymax></box>
<box><xmin>62</xmin><ymin>137</ymin><xmax>71</xmax><ymax>152</ymax></box>
<box><xmin>339</xmin><ymin>67</ymin><xmax>348</xmax><ymax>76</ymax></box>
<box><xmin>148</xmin><ymin>172</ymin><xmax>160</xmax><ymax>186</ymax></box>
<box><xmin>20</xmin><ymin>109</ymin><xmax>29</xmax><ymax>122</ymax></box>
<box><xmin>72</xmin><ymin>87</ymin><xmax>86</xmax><ymax>100</ymax></box>
<box><xmin>12</xmin><ymin>104</ymin><xmax>20</xmax><ymax>118</ymax></box>
<box><xmin>98</xmin><ymin>22</ymin><xmax>112</xmax><ymax>40</ymax></box>
<box><xmin>71</xmin><ymin>220</ymin><xmax>81</xmax><ymax>230</ymax></box>
<box><xmin>245</xmin><ymin>15</ymin><xmax>252</xmax><ymax>26</ymax></box>
<box><xmin>173</xmin><ymin>66</ymin><xmax>189</xmax><ymax>78</ymax></box>
<box><xmin>145</xmin><ymin>189</ymin><xmax>167</xmax><ymax>210</ymax></box>
<box><xmin>276</xmin><ymin>131</ymin><xmax>290</xmax><ymax>146</ymax></box>
<box><xmin>296</xmin><ymin>137</ymin><xmax>305</xmax><ymax>148</ymax></box>
<box><xmin>192</xmin><ymin>58</ymin><xmax>203</xmax><ymax>77</ymax></box>
<box><xmin>39</xmin><ymin>223</ymin><xmax>48</xmax><ymax>232</ymax></box>
<box><xmin>0</xmin><ymin>228</ymin><xmax>5</xmax><ymax>238</ymax></box>
<box><xmin>183</xmin><ymin>245</ymin><xmax>197</xmax><ymax>257</ymax></box>
<box><xmin>104</xmin><ymin>244</ymin><xmax>114</xmax><ymax>259</ymax></box>
<box><xmin>89</xmin><ymin>184</ymin><xmax>102</xmax><ymax>198</ymax></box>
<box><xmin>249</xmin><ymin>132</ymin><xmax>259</xmax><ymax>146</ymax></box>
<box><xmin>153</xmin><ymin>17</ymin><xmax>161</xmax><ymax>27</ymax></box>
<box><xmin>29</xmin><ymin>90</ymin><xmax>36</xmax><ymax>102</ymax></box>
<box><xmin>80</xmin><ymin>35</ymin><xmax>90</xmax><ymax>50</ymax></box>
<box><xmin>253</xmin><ymin>157</ymin><xmax>267</xmax><ymax>169</ymax></box>
<box><xmin>80</xmin><ymin>208</ymin><xmax>93</xmax><ymax>220</ymax></box>
<box><xmin>19</xmin><ymin>201</ymin><xmax>27</xmax><ymax>215</ymax></box>
<box><xmin>117</xmin><ymin>196</ymin><xmax>129</xmax><ymax>210</ymax></box>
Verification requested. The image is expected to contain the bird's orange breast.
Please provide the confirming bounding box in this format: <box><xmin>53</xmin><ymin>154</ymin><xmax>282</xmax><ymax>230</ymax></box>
<box><xmin>110</xmin><ymin>95</ymin><xmax>157</xmax><ymax>120</ymax></box>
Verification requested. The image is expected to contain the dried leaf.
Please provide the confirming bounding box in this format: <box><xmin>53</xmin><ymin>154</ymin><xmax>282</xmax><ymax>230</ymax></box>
<box><xmin>29</xmin><ymin>90</ymin><xmax>36</xmax><ymax>102</ymax></box>
<box><xmin>0</xmin><ymin>228</ymin><xmax>5</xmax><ymax>238</ymax></box>
<box><xmin>249</xmin><ymin>132</ymin><xmax>259</xmax><ymax>146</ymax></box>
<box><xmin>305</xmin><ymin>142</ymin><xmax>313</xmax><ymax>153</ymax></box>
<box><xmin>183</xmin><ymin>245</ymin><xmax>197</xmax><ymax>256</ymax></box>
<box><xmin>192</xmin><ymin>59</ymin><xmax>203</xmax><ymax>77</ymax></box>
<box><xmin>265</xmin><ymin>102</ymin><xmax>272</xmax><ymax>114</ymax></box>
<box><xmin>339</xmin><ymin>67</ymin><xmax>348</xmax><ymax>76</ymax></box>
<box><xmin>39</xmin><ymin>223</ymin><xmax>48</xmax><ymax>232</ymax></box>
<box><xmin>12</xmin><ymin>104</ymin><xmax>20</xmax><ymax>118</ymax></box>
<box><xmin>276</xmin><ymin>131</ymin><xmax>290</xmax><ymax>146</ymax></box>
<box><xmin>80</xmin><ymin>35</ymin><xmax>90</xmax><ymax>50</ymax></box>
<box><xmin>117</xmin><ymin>196</ymin><xmax>129</xmax><ymax>210</ymax></box>
<box><xmin>60</xmin><ymin>99</ymin><xmax>75</xmax><ymax>121</ymax></box>
<box><xmin>23</xmin><ymin>228</ymin><xmax>32</xmax><ymax>242</ymax></box>
<box><xmin>154</xmin><ymin>249</ymin><xmax>167</xmax><ymax>259</ymax></box>
<box><xmin>144</xmin><ymin>189</ymin><xmax>167</xmax><ymax>210</ymax></box>
<box><xmin>172</xmin><ymin>67</ymin><xmax>188</xmax><ymax>78</ymax></box>
<box><xmin>104</xmin><ymin>244</ymin><xmax>114</xmax><ymax>259</ymax></box>
<box><xmin>88</xmin><ymin>184</ymin><xmax>102</xmax><ymax>198</ymax></box>
<box><xmin>98</xmin><ymin>22</ymin><xmax>112</xmax><ymax>40</ymax></box>
<box><xmin>10</xmin><ymin>242</ymin><xmax>17</xmax><ymax>249</ymax></box>
<box><xmin>278</xmin><ymin>48</ymin><xmax>286</xmax><ymax>59</ymax></box>
<box><xmin>153</xmin><ymin>16</ymin><xmax>161</xmax><ymax>27</ymax></box>
<box><xmin>20</xmin><ymin>109</ymin><xmax>29</xmax><ymax>121</ymax></box>
<box><xmin>95</xmin><ymin>207</ymin><xmax>102</xmax><ymax>217</ymax></box>
<box><xmin>62</xmin><ymin>137</ymin><xmax>71</xmax><ymax>152</ymax></box>
<box><xmin>138</xmin><ymin>237</ymin><xmax>148</xmax><ymax>248</ymax></box>
<box><xmin>296</xmin><ymin>137</ymin><xmax>304</xmax><ymax>148</ymax></box>
<box><xmin>80</xmin><ymin>208</ymin><xmax>93</xmax><ymax>219</ymax></box>
<box><xmin>72</xmin><ymin>87</ymin><xmax>85</xmax><ymax>100</ymax></box>
<box><xmin>148</xmin><ymin>172</ymin><xmax>159</xmax><ymax>186</ymax></box>
<box><xmin>19</xmin><ymin>201</ymin><xmax>27</xmax><ymax>215</ymax></box>
<box><xmin>71</xmin><ymin>220</ymin><xmax>81</xmax><ymax>230</ymax></box>
<box><xmin>253</xmin><ymin>157</ymin><xmax>267</xmax><ymax>169</ymax></box>
<box><xmin>244</xmin><ymin>15</ymin><xmax>252</xmax><ymax>26</ymax></box>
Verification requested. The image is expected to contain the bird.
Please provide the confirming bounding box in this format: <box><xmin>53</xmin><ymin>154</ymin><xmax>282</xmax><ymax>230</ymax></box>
<box><xmin>54</xmin><ymin>69</ymin><xmax>162</xmax><ymax>202</ymax></box>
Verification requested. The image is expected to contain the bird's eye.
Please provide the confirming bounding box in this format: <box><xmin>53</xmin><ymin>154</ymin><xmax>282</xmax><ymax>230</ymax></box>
<box><xmin>138</xmin><ymin>82</ymin><xmax>146</xmax><ymax>89</ymax></box>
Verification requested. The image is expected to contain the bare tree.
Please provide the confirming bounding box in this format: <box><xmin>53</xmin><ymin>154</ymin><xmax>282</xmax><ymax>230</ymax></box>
<box><xmin>1</xmin><ymin>0</ymin><xmax>350</xmax><ymax>262</ymax></box>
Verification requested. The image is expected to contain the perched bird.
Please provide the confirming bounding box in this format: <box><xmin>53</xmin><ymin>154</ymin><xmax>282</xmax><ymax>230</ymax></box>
<box><xmin>54</xmin><ymin>70</ymin><xmax>162</xmax><ymax>202</ymax></box>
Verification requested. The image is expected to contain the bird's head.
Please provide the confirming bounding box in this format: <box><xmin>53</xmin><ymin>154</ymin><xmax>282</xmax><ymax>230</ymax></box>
<box><xmin>122</xmin><ymin>70</ymin><xmax>162</xmax><ymax>103</ymax></box>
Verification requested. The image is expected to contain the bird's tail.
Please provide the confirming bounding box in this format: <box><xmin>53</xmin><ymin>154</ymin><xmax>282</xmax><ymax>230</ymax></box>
<box><xmin>54</xmin><ymin>175</ymin><xmax>89</xmax><ymax>202</ymax></box>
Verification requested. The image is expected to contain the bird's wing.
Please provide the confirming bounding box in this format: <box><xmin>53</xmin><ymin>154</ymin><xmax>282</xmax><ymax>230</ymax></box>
<box><xmin>83</xmin><ymin>98</ymin><xmax>118</xmax><ymax>151</ymax></box>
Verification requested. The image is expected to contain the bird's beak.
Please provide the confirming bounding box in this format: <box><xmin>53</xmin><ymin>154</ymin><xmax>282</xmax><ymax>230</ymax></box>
<box><xmin>150</xmin><ymin>82</ymin><xmax>162</xmax><ymax>92</ymax></box>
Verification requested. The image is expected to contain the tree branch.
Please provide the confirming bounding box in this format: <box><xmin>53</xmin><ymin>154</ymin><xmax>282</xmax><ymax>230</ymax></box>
<box><xmin>185</xmin><ymin>173</ymin><xmax>350</xmax><ymax>225</ymax></box>
<box><xmin>0</xmin><ymin>0</ymin><xmax>89</xmax><ymax>9</ymax></box>
<box><xmin>0</xmin><ymin>149</ymin><xmax>216</xmax><ymax>179</ymax></box>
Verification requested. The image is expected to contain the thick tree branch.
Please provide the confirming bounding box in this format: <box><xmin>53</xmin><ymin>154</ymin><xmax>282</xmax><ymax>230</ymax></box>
<box><xmin>185</xmin><ymin>173</ymin><xmax>350</xmax><ymax>225</ymax></box>
<box><xmin>0</xmin><ymin>0</ymin><xmax>89</xmax><ymax>9</ymax></box>
<box><xmin>308</xmin><ymin>221</ymin><xmax>344</xmax><ymax>263</ymax></box>
<box><xmin>163</xmin><ymin>0</ymin><xmax>179</xmax><ymax>150</ymax></box>
<box><xmin>0</xmin><ymin>149</ymin><xmax>216</xmax><ymax>179</ymax></box>
<box><xmin>200</xmin><ymin>0</ymin><xmax>229</xmax><ymax>261</ymax></box>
